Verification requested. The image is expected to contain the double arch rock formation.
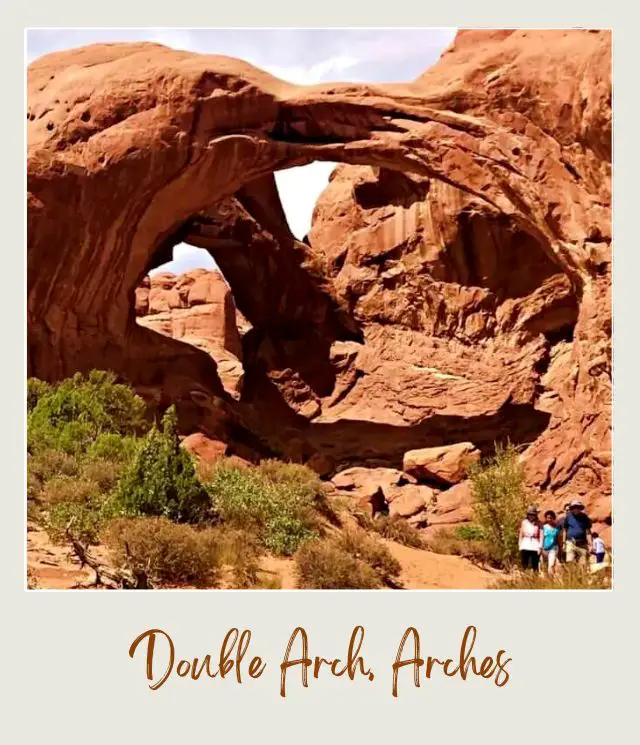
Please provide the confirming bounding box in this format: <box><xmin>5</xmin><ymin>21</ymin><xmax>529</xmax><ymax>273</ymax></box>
<box><xmin>27</xmin><ymin>30</ymin><xmax>611</xmax><ymax>520</ymax></box>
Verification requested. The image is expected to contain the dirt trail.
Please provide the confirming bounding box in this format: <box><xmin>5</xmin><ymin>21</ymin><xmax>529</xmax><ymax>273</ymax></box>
<box><xmin>383</xmin><ymin>540</ymin><xmax>495</xmax><ymax>589</ymax></box>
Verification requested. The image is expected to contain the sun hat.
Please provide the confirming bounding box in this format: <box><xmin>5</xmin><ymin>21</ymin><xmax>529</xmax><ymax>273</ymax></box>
<box><xmin>526</xmin><ymin>505</ymin><xmax>539</xmax><ymax>515</ymax></box>
<box><xmin>569</xmin><ymin>499</ymin><xmax>585</xmax><ymax>508</ymax></box>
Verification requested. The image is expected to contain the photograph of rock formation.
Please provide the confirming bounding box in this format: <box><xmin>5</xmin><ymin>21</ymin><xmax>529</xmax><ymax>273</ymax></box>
<box><xmin>26</xmin><ymin>28</ymin><xmax>612</xmax><ymax>590</ymax></box>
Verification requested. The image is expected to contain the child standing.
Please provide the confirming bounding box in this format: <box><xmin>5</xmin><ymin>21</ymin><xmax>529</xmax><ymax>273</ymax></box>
<box><xmin>591</xmin><ymin>532</ymin><xmax>606</xmax><ymax>564</ymax></box>
<box><xmin>541</xmin><ymin>510</ymin><xmax>561</xmax><ymax>575</ymax></box>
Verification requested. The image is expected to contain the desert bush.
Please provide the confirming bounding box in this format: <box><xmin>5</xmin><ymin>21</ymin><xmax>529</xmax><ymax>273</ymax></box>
<box><xmin>28</xmin><ymin>449</ymin><xmax>79</xmax><ymax>485</ymax></box>
<box><xmin>369</xmin><ymin>515</ymin><xmax>425</xmax><ymax>548</ymax></box>
<box><xmin>295</xmin><ymin>529</ymin><xmax>401</xmax><ymax>589</ymax></box>
<box><xmin>295</xmin><ymin>540</ymin><xmax>381</xmax><ymax>589</ymax></box>
<box><xmin>425</xmin><ymin>528</ymin><xmax>503</xmax><ymax>568</ymax></box>
<box><xmin>81</xmin><ymin>458</ymin><xmax>124</xmax><ymax>493</ymax></box>
<box><xmin>214</xmin><ymin>527</ymin><xmax>263</xmax><ymax>588</ymax></box>
<box><xmin>206</xmin><ymin>460</ymin><xmax>321</xmax><ymax>555</ymax></box>
<box><xmin>27</xmin><ymin>451</ymin><xmax>60</xmax><ymax>502</ymax></box>
<box><xmin>41</xmin><ymin>475</ymin><xmax>100</xmax><ymax>506</ymax></box>
<box><xmin>468</xmin><ymin>443</ymin><xmax>529</xmax><ymax>567</ymax></box>
<box><xmin>47</xmin><ymin>499</ymin><xmax>106</xmax><ymax>545</ymax></box>
<box><xmin>103</xmin><ymin>517</ymin><xmax>221</xmax><ymax>587</ymax></box>
<box><xmin>492</xmin><ymin>563</ymin><xmax>611</xmax><ymax>590</ymax></box>
<box><xmin>335</xmin><ymin>529</ymin><xmax>401</xmax><ymax>581</ymax></box>
<box><xmin>111</xmin><ymin>407</ymin><xmax>210</xmax><ymax>524</ymax></box>
<box><xmin>27</xmin><ymin>371</ymin><xmax>147</xmax><ymax>455</ymax></box>
<box><xmin>257</xmin><ymin>460</ymin><xmax>324</xmax><ymax>501</ymax></box>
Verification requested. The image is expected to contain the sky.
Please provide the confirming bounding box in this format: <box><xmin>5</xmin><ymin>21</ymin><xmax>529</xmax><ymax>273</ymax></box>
<box><xmin>26</xmin><ymin>28</ymin><xmax>456</xmax><ymax>274</ymax></box>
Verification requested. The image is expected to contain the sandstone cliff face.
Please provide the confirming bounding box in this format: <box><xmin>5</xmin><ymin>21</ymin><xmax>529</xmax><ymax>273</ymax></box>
<box><xmin>27</xmin><ymin>30</ymin><xmax>611</xmax><ymax>528</ymax></box>
<box><xmin>135</xmin><ymin>269</ymin><xmax>246</xmax><ymax>398</ymax></box>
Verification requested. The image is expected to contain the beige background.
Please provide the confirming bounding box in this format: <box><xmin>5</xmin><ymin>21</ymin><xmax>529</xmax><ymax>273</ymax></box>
<box><xmin>8</xmin><ymin>3</ymin><xmax>637</xmax><ymax>742</ymax></box>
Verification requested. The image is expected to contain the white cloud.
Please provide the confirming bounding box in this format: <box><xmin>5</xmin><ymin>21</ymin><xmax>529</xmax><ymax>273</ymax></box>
<box><xmin>263</xmin><ymin>54</ymin><xmax>361</xmax><ymax>85</ymax></box>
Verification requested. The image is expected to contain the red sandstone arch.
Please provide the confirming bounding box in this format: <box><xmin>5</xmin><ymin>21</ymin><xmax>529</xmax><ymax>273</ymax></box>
<box><xmin>27</xmin><ymin>30</ymin><xmax>611</xmax><ymax>514</ymax></box>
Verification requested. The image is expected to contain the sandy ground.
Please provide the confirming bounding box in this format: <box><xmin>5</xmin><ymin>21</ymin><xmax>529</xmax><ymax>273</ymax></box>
<box><xmin>27</xmin><ymin>522</ymin><xmax>496</xmax><ymax>591</ymax></box>
<box><xmin>27</xmin><ymin>522</ymin><xmax>99</xmax><ymax>589</ymax></box>
<box><xmin>383</xmin><ymin>540</ymin><xmax>495</xmax><ymax>589</ymax></box>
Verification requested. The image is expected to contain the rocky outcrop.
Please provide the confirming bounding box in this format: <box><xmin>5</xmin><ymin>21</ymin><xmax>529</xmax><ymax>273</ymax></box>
<box><xmin>27</xmin><ymin>30</ymin><xmax>611</xmax><ymax>525</ymax></box>
<box><xmin>330</xmin><ymin>465</ymin><xmax>435</xmax><ymax>520</ymax></box>
<box><xmin>403</xmin><ymin>443</ymin><xmax>480</xmax><ymax>485</ymax></box>
<box><xmin>425</xmin><ymin>482</ymin><xmax>475</xmax><ymax>528</ymax></box>
<box><xmin>135</xmin><ymin>269</ymin><xmax>245</xmax><ymax>398</ymax></box>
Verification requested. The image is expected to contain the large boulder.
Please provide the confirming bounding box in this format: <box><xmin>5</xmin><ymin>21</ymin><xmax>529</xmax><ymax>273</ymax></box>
<box><xmin>331</xmin><ymin>467</ymin><xmax>413</xmax><ymax>499</ymax></box>
<box><xmin>385</xmin><ymin>483</ymin><xmax>437</xmax><ymax>519</ymax></box>
<box><xmin>403</xmin><ymin>443</ymin><xmax>480</xmax><ymax>485</ymax></box>
<box><xmin>426</xmin><ymin>481</ymin><xmax>475</xmax><ymax>527</ymax></box>
<box><xmin>181</xmin><ymin>432</ymin><xmax>227</xmax><ymax>466</ymax></box>
<box><xmin>331</xmin><ymin>466</ymin><xmax>434</xmax><ymax>519</ymax></box>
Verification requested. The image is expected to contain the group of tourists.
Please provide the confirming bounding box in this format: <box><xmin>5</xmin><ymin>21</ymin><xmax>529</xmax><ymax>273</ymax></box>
<box><xmin>518</xmin><ymin>499</ymin><xmax>607</xmax><ymax>575</ymax></box>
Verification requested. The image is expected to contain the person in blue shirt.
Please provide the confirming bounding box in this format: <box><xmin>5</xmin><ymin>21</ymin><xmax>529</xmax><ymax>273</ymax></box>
<box><xmin>560</xmin><ymin>499</ymin><xmax>592</xmax><ymax>565</ymax></box>
<box><xmin>541</xmin><ymin>510</ymin><xmax>561</xmax><ymax>575</ymax></box>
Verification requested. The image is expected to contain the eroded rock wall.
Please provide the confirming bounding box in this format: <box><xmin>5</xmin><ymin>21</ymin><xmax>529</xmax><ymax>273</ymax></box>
<box><xmin>27</xmin><ymin>29</ymin><xmax>611</xmax><ymax>524</ymax></box>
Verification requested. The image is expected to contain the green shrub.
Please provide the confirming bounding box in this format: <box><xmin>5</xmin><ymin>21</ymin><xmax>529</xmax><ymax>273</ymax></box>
<box><xmin>206</xmin><ymin>464</ymin><xmax>272</xmax><ymax>531</ymax></box>
<box><xmin>47</xmin><ymin>499</ymin><xmax>106</xmax><ymax>545</ymax></box>
<box><xmin>104</xmin><ymin>517</ymin><xmax>221</xmax><ymax>587</ymax></box>
<box><xmin>454</xmin><ymin>524</ymin><xmax>487</xmax><ymax>541</ymax></box>
<box><xmin>27</xmin><ymin>371</ymin><xmax>147</xmax><ymax>455</ymax></box>
<box><xmin>206</xmin><ymin>460</ymin><xmax>322</xmax><ymax>555</ymax></box>
<box><xmin>110</xmin><ymin>406</ymin><xmax>210</xmax><ymax>523</ymax></box>
<box><xmin>263</xmin><ymin>513</ymin><xmax>316</xmax><ymax>555</ymax></box>
<box><xmin>257</xmin><ymin>460</ymin><xmax>324</xmax><ymax>502</ymax></box>
<box><xmin>27</xmin><ymin>378</ymin><xmax>51</xmax><ymax>413</ymax></box>
<box><xmin>369</xmin><ymin>515</ymin><xmax>425</xmax><ymax>548</ymax></box>
<box><xmin>87</xmin><ymin>433</ymin><xmax>139</xmax><ymax>463</ymax></box>
<box><xmin>295</xmin><ymin>529</ymin><xmax>401</xmax><ymax>589</ymax></box>
<box><xmin>468</xmin><ymin>443</ymin><xmax>529</xmax><ymax>567</ymax></box>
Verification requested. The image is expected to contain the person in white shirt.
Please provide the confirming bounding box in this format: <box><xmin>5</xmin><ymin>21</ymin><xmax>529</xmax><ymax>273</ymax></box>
<box><xmin>591</xmin><ymin>532</ymin><xmax>606</xmax><ymax>564</ymax></box>
<box><xmin>518</xmin><ymin>506</ymin><xmax>542</xmax><ymax>571</ymax></box>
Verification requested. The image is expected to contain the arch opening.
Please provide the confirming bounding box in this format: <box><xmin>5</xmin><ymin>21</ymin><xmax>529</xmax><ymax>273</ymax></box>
<box><xmin>128</xmin><ymin>156</ymin><xmax>573</xmax><ymax>470</ymax></box>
